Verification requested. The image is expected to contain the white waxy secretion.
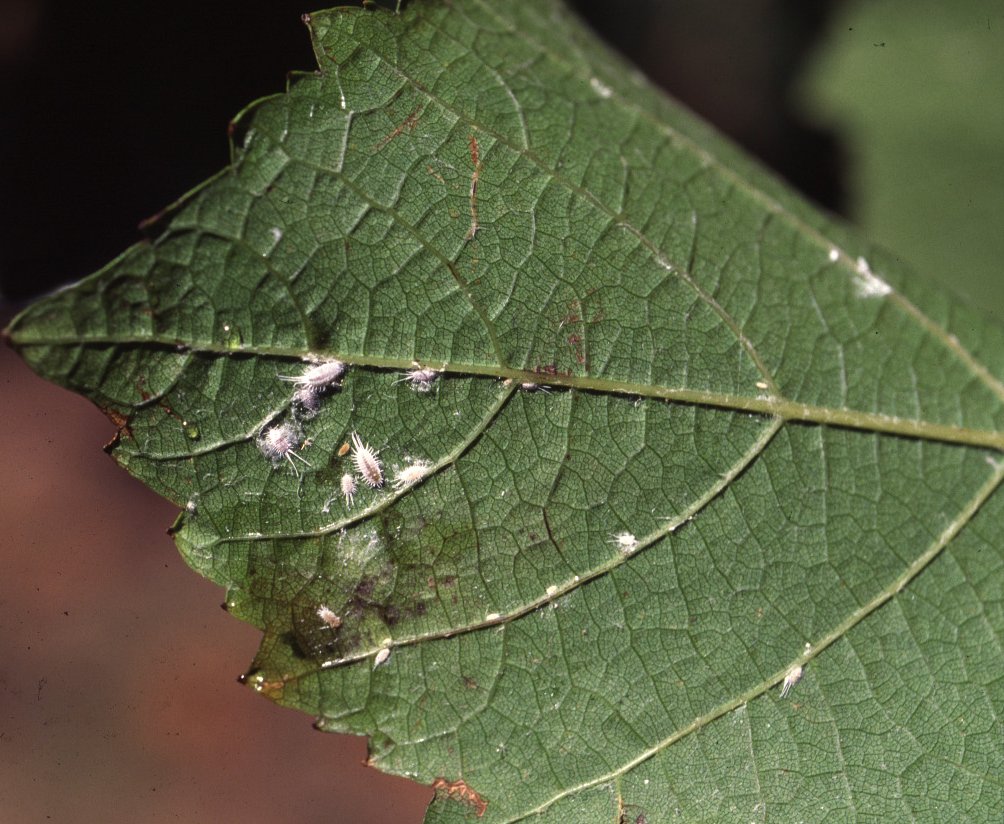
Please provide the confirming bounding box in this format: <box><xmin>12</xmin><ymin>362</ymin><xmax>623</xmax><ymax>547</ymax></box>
<box><xmin>351</xmin><ymin>431</ymin><xmax>383</xmax><ymax>488</ymax></box>
<box><xmin>392</xmin><ymin>461</ymin><xmax>432</xmax><ymax>491</ymax></box>
<box><xmin>853</xmin><ymin>256</ymin><xmax>892</xmax><ymax>298</ymax></box>
<box><xmin>293</xmin><ymin>386</ymin><xmax>323</xmax><ymax>417</ymax></box>
<box><xmin>258</xmin><ymin>422</ymin><xmax>310</xmax><ymax>475</ymax></box>
<box><xmin>340</xmin><ymin>473</ymin><xmax>358</xmax><ymax>508</ymax></box>
<box><xmin>610</xmin><ymin>532</ymin><xmax>638</xmax><ymax>553</ymax></box>
<box><xmin>374</xmin><ymin>647</ymin><xmax>391</xmax><ymax>668</ymax></box>
<box><xmin>780</xmin><ymin>664</ymin><xmax>803</xmax><ymax>698</ymax></box>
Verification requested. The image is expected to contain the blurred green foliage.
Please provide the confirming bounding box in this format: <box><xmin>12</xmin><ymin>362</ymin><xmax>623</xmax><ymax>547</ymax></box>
<box><xmin>802</xmin><ymin>0</ymin><xmax>1004</xmax><ymax>317</ymax></box>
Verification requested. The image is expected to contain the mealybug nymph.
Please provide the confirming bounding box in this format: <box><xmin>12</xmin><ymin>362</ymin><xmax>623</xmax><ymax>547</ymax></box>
<box><xmin>392</xmin><ymin>460</ymin><xmax>432</xmax><ymax>491</ymax></box>
<box><xmin>257</xmin><ymin>422</ymin><xmax>310</xmax><ymax>475</ymax></box>
<box><xmin>340</xmin><ymin>472</ymin><xmax>358</xmax><ymax>508</ymax></box>
<box><xmin>396</xmin><ymin>366</ymin><xmax>441</xmax><ymax>393</ymax></box>
<box><xmin>316</xmin><ymin>605</ymin><xmax>342</xmax><ymax>630</ymax></box>
<box><xmin>351</xmin><ymin>431</ymin><xmax>384</xmax><ymax>488</ymax></box>
<box><xmin>780</xmin><ymin>664</ymin><xmax>803</xmax><ymax>698</ymax></box>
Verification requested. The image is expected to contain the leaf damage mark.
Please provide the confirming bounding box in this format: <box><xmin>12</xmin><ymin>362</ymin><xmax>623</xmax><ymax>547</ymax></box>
<box><xmin>566</xmin><ymin>332</ymin><xmax>586</xmax><ymax>365</ymax></box>
<box><xmin>432</xmin><ymin>776</ymin><xmax>488</xmax><ymax>817</ymax></box>
<box><xmin>374</xmin><ymin>104</ymin><xmax>422</xmax><ymax>151</ymax></box>
<box><xmin>99</xmin><ymin>405</ymin><xmax>133</xmax><ymax>444</ymax></box>
<box><xmin>465</xmin><ymin>133</ymin><xmax>482</xmax><ymax>240</ymax></box>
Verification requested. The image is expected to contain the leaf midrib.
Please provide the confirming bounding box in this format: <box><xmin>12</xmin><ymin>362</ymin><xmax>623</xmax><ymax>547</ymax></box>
<box><xmin>14</xmin><ymin>2</ymin><xmax>1004</xmax><ymax>451</ymax></box>
<box><xmin>12</xmin><ymin>332</ymin><xmax>1004</xmax><ymax>451</ymax></box>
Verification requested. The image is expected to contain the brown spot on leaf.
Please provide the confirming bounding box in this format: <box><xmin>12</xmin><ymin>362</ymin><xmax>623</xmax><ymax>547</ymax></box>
<box><xmin>567</xmin><ymin>333</ymin><xmax>586</xmax><ymax>364</ymax></box>
<box><xmin>99</xmin><ymin>406</ymin><xmax>133</xmax><ymax>445</ymax></box>
<box><xmin>432</xmin><ymin>777</ymin><xmax>488</xmax><ymax>817</ymax></box>
<box><xmin>374</xmin><ymin>104</ymin><xmax>423</xmax><ymax>150</ymax></box>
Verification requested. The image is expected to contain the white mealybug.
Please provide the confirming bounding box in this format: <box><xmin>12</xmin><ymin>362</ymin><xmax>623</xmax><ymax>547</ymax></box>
<box><xmin>316</xmin><ymin>605</ymin><xmax>342</xmax><ymax>630</ymax></box>
<box><xmin>853</xmin><ymin>255</ymin><xmax>893</xmax><ymax>298</ymax></box>
<box><xmin>610</xmin><ymin>532</ymin><xmax>638</xmax><ymax>553</ymax></box>
<box><xmin>340</xmin><ymin>472</ymin><xmax>358</xmax><ymax>508</ymax></box>
<box><xmin>780</xmin><ymin>664</ymin><xmax>803</xmax><ymax>698</ymax></box>
<box><xmin>374</xmin><ymin>647</ymin><xmax>391</xmax><ymax>668</ymax></box>
<box><xmin>279</xmin><ymin>358</ymin><xmax>347</xmax><ymax>414</ymax></box>
<box><xmin>257</xmin><ymin>422</ymin><xmax>310</xmax><ymax>475</ymax></box>
<box><xmin>392</xmin><ymin>460</ymin><xmax>432</xmax><ymax>491</ymax></box>
<box><xmin>397</xmin><ymin>366</ymin><xmax>441</xmax><ymax>393</ymax></box>
<box><xmin>350</xmin><ymin>431</ymin><xmax>383</xmax><ymax>488</ymax></box>
<box><xmin>278</xmin><ymin>358</ymin><xmax>347</xmax><ymax>390</ymax></box>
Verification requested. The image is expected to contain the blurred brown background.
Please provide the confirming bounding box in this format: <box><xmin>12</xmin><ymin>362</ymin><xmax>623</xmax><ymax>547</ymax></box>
<box><xmin>4</xmin><ymin>1</ymin><xmax>998</xmax><ymax>822</ymax></box>
<box><xmin>0</xmin><ymin>340</ymin><xmax>430</xmax><ymax>821</ymax></box>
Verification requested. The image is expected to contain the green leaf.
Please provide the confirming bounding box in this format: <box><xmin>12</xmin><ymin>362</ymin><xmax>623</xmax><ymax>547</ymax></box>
<box><xmin>7</xmin><ymin>2</ymin><xmax>1004</xmax><ymax>821</ymax></box>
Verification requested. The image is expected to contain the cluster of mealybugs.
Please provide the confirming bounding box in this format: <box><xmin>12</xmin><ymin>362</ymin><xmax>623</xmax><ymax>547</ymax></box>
<box><xmin>257</xmin><ymin>357</ymin><xmax>347</xmax><ymax>474</ymax></box>
<box><xmin>259</xmin><ymin>361</ymin><xmax>442</xmax><ymax>671</ymax></box>
<box><xmin>256</xmin><ymin>356</ymin><xmax>445</xmax><ymax>517</ymax></box>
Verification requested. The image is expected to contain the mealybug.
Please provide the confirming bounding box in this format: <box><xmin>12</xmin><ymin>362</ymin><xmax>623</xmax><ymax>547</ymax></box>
<box><xmin>610</xmin><ymin>532</ymin><xmax>638</xmax><ymax>553</ymax></box>
<box><xmin>374</xmin><ymin>647</ymin><xmax>391</xmax><ymax>668</ymax></box>
<box><xmin>316</xmin><ymin>605</ymin><xmax>342</xmax><ymax>630</ymax></box>
<box><xmin>397</xmin><ymin>366</ymin><xmax>441</xmax><ymax>393</ymax></box>
<box><xmin>340</xmin><ymin>473</ymin><xmax>358</xmax><ymax>508</ymax></box>
<box><xmin>392</xmin><ymin>460</ymin><xmax>431</xmax><ymax>491</ymax></box>
<box><xmin>351</xmin><ymin>431</ymin><xmax>384</xmax><ymax>488</ymax></box>
<box><xmin>278</xmin><ymin>358</ymin><xmax>347</xmax><ymax>390</ymax></box>
<box><xmin>279</xmin><ymin>358</ymin><xmax>347</xmax><ymax>414</ymax></box>
<box><xmin>257</xmin><ymin>422</ymin><xmax>310</xmax><ymax>475</ymax></box>
<box><xmin>780</xmin><ymin>664</ymin><xmax>803</xmax><ymax>698</ymax></box>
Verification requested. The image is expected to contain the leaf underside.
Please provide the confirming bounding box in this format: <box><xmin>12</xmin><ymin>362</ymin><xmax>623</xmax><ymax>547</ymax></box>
<box><xmin>7</xmin><ymin>2</ymin><xmax>1004</xmax><ymax>821</ymax></box>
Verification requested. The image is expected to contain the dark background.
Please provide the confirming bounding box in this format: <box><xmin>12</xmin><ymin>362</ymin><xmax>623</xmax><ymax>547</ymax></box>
<box><xmin>12</xmin><ymin>1</ymin><xmax>970</xmax><ymax>821</ymax></box>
